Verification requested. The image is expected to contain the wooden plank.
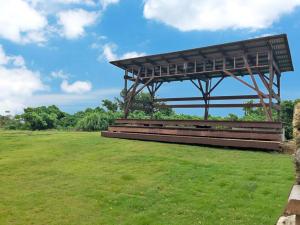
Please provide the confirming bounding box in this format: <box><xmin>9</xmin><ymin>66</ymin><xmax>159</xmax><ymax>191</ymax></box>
<box><xmin>154</xmin><ymin>95</ymin><xmax>270</xmax><ymax>102</ymax></box>
<box><xmin>115</xmin><ymin>119</ymin><xmax>283</xmax><ymax>129</ymax></box>
<box><xmin>108</xmin><ymin>126</ymin><xmax>282</xmax><ymax>141</ymax></box>
<box><xmin>159</xmin><ymin>103</ymin><xmax>266</xmax><ymax>108</ymax></box>
<box><xmin>101</xmin><ymin>131</ymin><xmax>281</xmax><ymax>151</ymax></box>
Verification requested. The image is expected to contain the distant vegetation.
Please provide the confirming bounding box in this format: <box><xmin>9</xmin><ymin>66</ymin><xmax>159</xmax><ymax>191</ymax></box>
<box><xmin>0</xmin><ymin>92</ymin><xmax>299</xmax><ymax>139</ymax></box>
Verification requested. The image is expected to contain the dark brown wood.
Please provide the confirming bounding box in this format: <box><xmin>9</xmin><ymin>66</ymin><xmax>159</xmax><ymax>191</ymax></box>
<box><xmin>158</xmin><ymin>103</ymin><xmax>266</xmax><ymax>108</ymax></box>
<box><xmin>154</xmin><ymin>95</ymin><xmax>270</xmax><ymax>102</ymax></box>
<box><xmin>208</xmin><ymin>77</ymin><xmax>224</xmax><ymax>94</ymax></box>
<box><xmin>101</xmin><ymin>131</ymin><xmax>281</xmax><ymax>151</ymax></box>
<box><xmin>223</xmin><ymin>70</ymin><xmax>267</xmax><ymax>98</ymax></box>
<box><xmin>115</xmin><ymin>119</ymin><xmax>283</xmax><ymax>129</ymax></box>
<box><xmin>243</xmin><ymin>56</ymin><xmax>272</xmax><ymax>121</ymax></box>
<box><xmin>124</xmin><ymin>69</ymin><xmax>142</xmax><ymax>118</ymax></box>
<box><xmin>108</xmin><ymin>126</ymin><xmax>282</xmax><ymax>141</ymax></box>
<box><xmin>257</xmin><ymin>72</ymin><xmax>280</xmax><ymax>101</ymax></box>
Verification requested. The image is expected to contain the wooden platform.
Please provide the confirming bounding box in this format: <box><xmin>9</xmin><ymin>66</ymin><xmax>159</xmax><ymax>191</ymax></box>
<box><xmin>102</xmin><ymin>119</ymin><xmax>283</xmax><ymax>151</ymax></box>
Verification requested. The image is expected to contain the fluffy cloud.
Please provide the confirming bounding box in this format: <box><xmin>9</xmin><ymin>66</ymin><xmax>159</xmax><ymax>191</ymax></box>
<box><xmin>57</xmin><ymin>9</ymin><xmax>99</xmax><ymax>39</ymax></box>
<box><xmin>0</xmin><ymin>45</ymin><xmax>45</xmax><ymax>115</ymax></box>
<box><xmin>61</xmin><ymin>80</ymin><xmax>92</xmax><ymax>94</ymax></box>
<box><xmin>50</xmin><ymin>70</ymin><xmax>69</xmax><ymax>79</ymax></box>
<box><xmin>143</xmin><ymin>0</ymin><xmax>300</xmax><ymax>31</ymax></box>
<box><xmin>0</xmin><ymin>0</ymin><xmax>47</xmax><ymax>44</ymax></box>
<box><xmin>101</xmin><ymin>43</ymin><xmax>146</xmax><ymax>61</ymax></box>
<box><xmin>54</xmin><ymin>0</ymin><xmax>96</xmax><ymax>5</ymax></box>
<box><xmin>0</xmin><ymin>46</ymin><xmax>25</xmax><ymax>67</ymax></box>
<box><xmin>100</xmin><ymin>0</ymin><xmax>119</xmax><ymax>9</ymax></box>
<box><xmin>0</xmin><ymin>0</ymin><xmax>120</xmax><ymax>44</ymax></box>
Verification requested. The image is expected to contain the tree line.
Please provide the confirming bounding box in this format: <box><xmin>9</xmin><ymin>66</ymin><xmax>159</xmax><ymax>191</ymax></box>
<box><xmin>0</xmin><ymin>92</ymin><xmax>298</xmax><ymax>139</ymax></box>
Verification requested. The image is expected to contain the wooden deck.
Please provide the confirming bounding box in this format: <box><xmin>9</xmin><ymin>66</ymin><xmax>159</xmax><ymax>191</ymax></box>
<box><xmin>102</xmin><ymin>119</ymin><xmax>283</xmax><ymax>151</ymax></box>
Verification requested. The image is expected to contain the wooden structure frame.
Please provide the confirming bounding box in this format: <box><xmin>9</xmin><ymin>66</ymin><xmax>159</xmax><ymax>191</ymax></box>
<box><xmin>111</xmin><ymin>34</ymin><xmax>293</xmax><ymax>121</ymax></box>
<box><xmin>103</xmin><ymin>34</ymin><xmax>293</xmax><ymax>151</ymax></box>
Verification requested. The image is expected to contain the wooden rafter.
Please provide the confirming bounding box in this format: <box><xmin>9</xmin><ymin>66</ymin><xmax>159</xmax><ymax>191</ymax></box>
<box><xmin>124</xmin><ymin>69</ymin><xmax>142</xmax><ymax>118</ymax></box>
<box><xmin>243</xmin><ymin>56</ymin><xmax>272</xmax><ymax>121</ymax></box>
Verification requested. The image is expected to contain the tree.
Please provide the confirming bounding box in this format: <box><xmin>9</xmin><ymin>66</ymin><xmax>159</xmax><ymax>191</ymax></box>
<box><xmin>20</xmin><ymin>105</ymin><xmax>66</xmax><ymax>130</ymax></box>
<box><xmin>115</xmin><ymin>90</ymin><xmax>174</xmax><ymax>117</ymax></box>
<box><xmin>102</xmin><ymin>99</ymin><xmax>118</xmax><ymax>112</ymax></box>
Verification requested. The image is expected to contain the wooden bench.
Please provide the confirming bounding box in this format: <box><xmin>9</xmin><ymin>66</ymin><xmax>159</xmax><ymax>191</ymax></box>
<box><xmin>102</xmin><ymin>119</ymin><xmax>284</xmax><ymax>151</ymax></box>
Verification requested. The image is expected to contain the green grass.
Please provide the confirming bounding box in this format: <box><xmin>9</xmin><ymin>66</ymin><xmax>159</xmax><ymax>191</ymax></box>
<box><xmin>0</xmin><ymin>130</ymin><xmax>294</xmax><ymax>225</ymax></box>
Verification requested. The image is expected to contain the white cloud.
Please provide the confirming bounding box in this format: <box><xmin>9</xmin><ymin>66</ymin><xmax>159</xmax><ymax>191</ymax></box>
<box><xmin>0</xmin><ymin>0</ymin><xmax>120</xmax><ymax>44</ymax></box>
<box><xmin>51</xmin><ymin>70</ymin><xmax>69</xmax><ymax>79</ymax></box>
<box><xmin>0</xmin><ymin>46</ymin><xmax>25</xmax><ymax>67</ymax></box>
<box><xmin>122</xmin><ymin>52</ymin><xmax>146</xmax><ymax>59</ymax></box>
<box><xmin>0</xmin><ymin>0</ymin><xmax>47</xmax><ymax>44</ymax></box>
<box><xmin>54</xmin><ymin>0</ymin><xmax>96</xmax><ymax>5</ymax></box>
<box><xmin>143</xmin><ymin>0</ymin><xmax>300</xmax><ymax>31</ymax></box>
<box><xmin>61</xmin><ymin>80</ymin><xmax>92</xmax><ymax>94</ymax></box>
<box><xmin>101</xmin><ymin>43</ymin><xmax>146</xmax><ymax>62</ymax></box>
<box><xmin>57</xmin><ymin>9</ymin><xmax>99</xmax><ymax>39</ymax></box>
<box><xmin>0</xmin><ymin>45</ymin><xmax>45</xmax><ymax>115</ymax></box>
<box><xmin>100</xmin><ymin>0</ymin><xmax>119</xmax><ymax>9</ymax></box>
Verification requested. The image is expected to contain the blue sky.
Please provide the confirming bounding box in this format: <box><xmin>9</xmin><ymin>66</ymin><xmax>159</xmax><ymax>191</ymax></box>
<box><xmin>0</xmin><ymin>0</ymin><xmax>300</xmax><ymax>116</ymax></box>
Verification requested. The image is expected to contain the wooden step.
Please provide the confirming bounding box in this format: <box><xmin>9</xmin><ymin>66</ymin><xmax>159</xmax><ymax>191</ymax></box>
<box><xmin>108</xmin><ymin>126</ymin><xmax>282</xmax><ymax>141</ymax></box>
<box><xmin>101</xmin><ymin>131</ymin><xmax>281</xmax><ymax>151</ymax></box>
<box><xmin>115</xmin><ymin>119</ymin><xmax>283</xmax><ymax>130</ymax></box>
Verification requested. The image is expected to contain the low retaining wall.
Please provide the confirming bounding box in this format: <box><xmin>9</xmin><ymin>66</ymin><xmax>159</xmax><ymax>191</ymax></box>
<box><xmin>277</xmin><ymin>103</ymin><xmax>300</xmax><ymax>225</ymax></box>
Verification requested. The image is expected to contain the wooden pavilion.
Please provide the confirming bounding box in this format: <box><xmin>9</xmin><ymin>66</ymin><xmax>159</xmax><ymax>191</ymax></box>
<box><xmin>102</xmin><ymin>34</ymin><xmax>294</xmax><ymax>151</ymax></box>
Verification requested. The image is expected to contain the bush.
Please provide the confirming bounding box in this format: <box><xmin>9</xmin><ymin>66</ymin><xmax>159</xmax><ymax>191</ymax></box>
<box><xmin>76</xmin><ymin>111</ymin><xmax>121</xmax><ymax>131</ymax></box>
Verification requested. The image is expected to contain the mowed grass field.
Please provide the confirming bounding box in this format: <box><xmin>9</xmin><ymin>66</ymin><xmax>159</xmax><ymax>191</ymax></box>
<box><xmin>0</xmin><ymin>130</ymin><xmax>294</xmax><ymax>225</ymax></box>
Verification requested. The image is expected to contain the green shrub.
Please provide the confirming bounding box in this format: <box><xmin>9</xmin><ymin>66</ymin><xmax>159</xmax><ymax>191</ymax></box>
<box><xmin>76</xmin><ymin>111</ymin><xmax>121</xmax><ymax>131</ymax></box>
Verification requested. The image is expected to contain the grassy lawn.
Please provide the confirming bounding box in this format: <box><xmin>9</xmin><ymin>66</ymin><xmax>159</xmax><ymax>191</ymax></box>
<box><xmin>0</xmin><ymin>130</ymin><xmax>294</xmax><ymax>225</ymax></box>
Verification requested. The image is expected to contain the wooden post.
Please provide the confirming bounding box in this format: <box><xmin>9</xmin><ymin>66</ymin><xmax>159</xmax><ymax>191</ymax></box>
<box><xmin>277</xmin><ymin>73</ymin><xmax>281</xmax><ymax>121</ymax></box>
<box><xmin>204</xmin><ymin>79</ymin><xmax>211</xmax><ymax>120</ymax></box>
<box><xmin>268</xmin><ymin>50</ymin><xmax>274</xmax><ymax>120</ymax></box>
<box><xmin>243</xmin><ymin>55</ymin><xmax>272</xmax><ymax>121</ymax></box>
<box><xmin>123</xmin><ymin>70</ymin><xmax>128</xmax><ymax>118</ymax></box>
<box><xmin>124</xmin><ymin>69</ymin><xmax>142</xmax><ymax>118</ymax></box>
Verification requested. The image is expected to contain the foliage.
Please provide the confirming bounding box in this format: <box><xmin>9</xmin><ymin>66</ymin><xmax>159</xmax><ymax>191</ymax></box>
<box><xmin>281</xmin><ymin>99</ymin><xmax>300</xmax><ymax>139</ymax></box>
<box><xmin>116</xmin><ymin>90</ymin><xmax>174</xmax><ymax>116</ymax></box>
<box><xmin>0</xmin><ymin>130</ymin><xmax>294</xmax><ymax>225</ymax></box>
<box><xmin>76</xmin><ymin>111</ymin><xmax>121</xmax><ymax>131</ymax></box>
<box><xmin>20</xmin><ymin>105</ymin><xmax>66</xmax><ymax>130</ymax></box>
<box><xmin>0</xmin><ymin>115</ymin><xmax>10</xmax><ymax>128</ymax></box>
<box><xmin>102</xmin><ymin>99</ymin><xmax>118</xmax><ymax>112</ymax></box>
<box><xmin>1</xmin><ymin>89</ymin><xmax>298</xmax><ymax>139</ymax></box>
<box><xmin>242</xmin><ymin>99</ymin><xmax>300</xmax><ymax>139</ymax></box>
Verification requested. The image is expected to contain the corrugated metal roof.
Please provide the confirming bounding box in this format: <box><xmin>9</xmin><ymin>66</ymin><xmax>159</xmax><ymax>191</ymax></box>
<box><xmin>110</xmin><ymin>34</ymin><xmax>293</xmax><ymax>74</ymax></box>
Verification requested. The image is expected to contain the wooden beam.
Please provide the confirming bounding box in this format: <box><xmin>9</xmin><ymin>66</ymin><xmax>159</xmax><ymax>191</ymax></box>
<box><xmin>124</xmin><ymin>69</ymin><xmax>142</xmax><ymax>118</ymax></box>
<box><xmin>257</xmin><ymin>72</ymin><xmax>280</xmax><ymax>101</ymax></box>
<box><xmin>222</xmin><ymin>70</ymin><xmax>268</xmax><ymax>98</ymax></box>
<box><xmin>158</xmin><ymin>103</ymin><xmax>266</xmax><ymax>108</ymax></box>
<box><xmin>244</xmin><ymin>55</ymin><xmax>272</xmax><ymax>121</ymax></box>
<box><xmin>154</xmin><ymin>94</ymin><xmax>271</xmax><ymax>102</ymax></box>
<box><xmin>208</xmin><ymin>77</ymin><xmax>224</xmax><ymax>94</ymax></box>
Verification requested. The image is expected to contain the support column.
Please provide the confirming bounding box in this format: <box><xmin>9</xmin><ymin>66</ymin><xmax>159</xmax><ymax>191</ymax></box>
<box><xmin>124</xmin><ymin>69</ymin><xmax>141</xmax><ymax>118</ymax></box>
<box><xmin>204</xmin><ymin>79</ymin><xmax>211</xmax><ymax>120</ymax></box>
<box><xmin>277</xmin><ymin>73</ymin><xmax>281</xmax><ymax>121</ymax></box>
<box><xmin>268</xmin><ymin>50</ymin><xmax>274</xmax><ymax>119</ymax></box>
<box><xmin>147</xmin><ymin>84</ymin><xmax>155</xmax><ymax>118</ymax></box>
<box><xmin>123</xmin><ymin>70</ymin><xmax>128</xmax><ymax>117</ymax></box>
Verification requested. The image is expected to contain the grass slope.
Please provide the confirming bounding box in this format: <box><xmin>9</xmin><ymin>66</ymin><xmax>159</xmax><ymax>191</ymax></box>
<box><xmin>0</xmin><ymin>131</ymin><xmax>294</xmax><ymax>225</ymax></box>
